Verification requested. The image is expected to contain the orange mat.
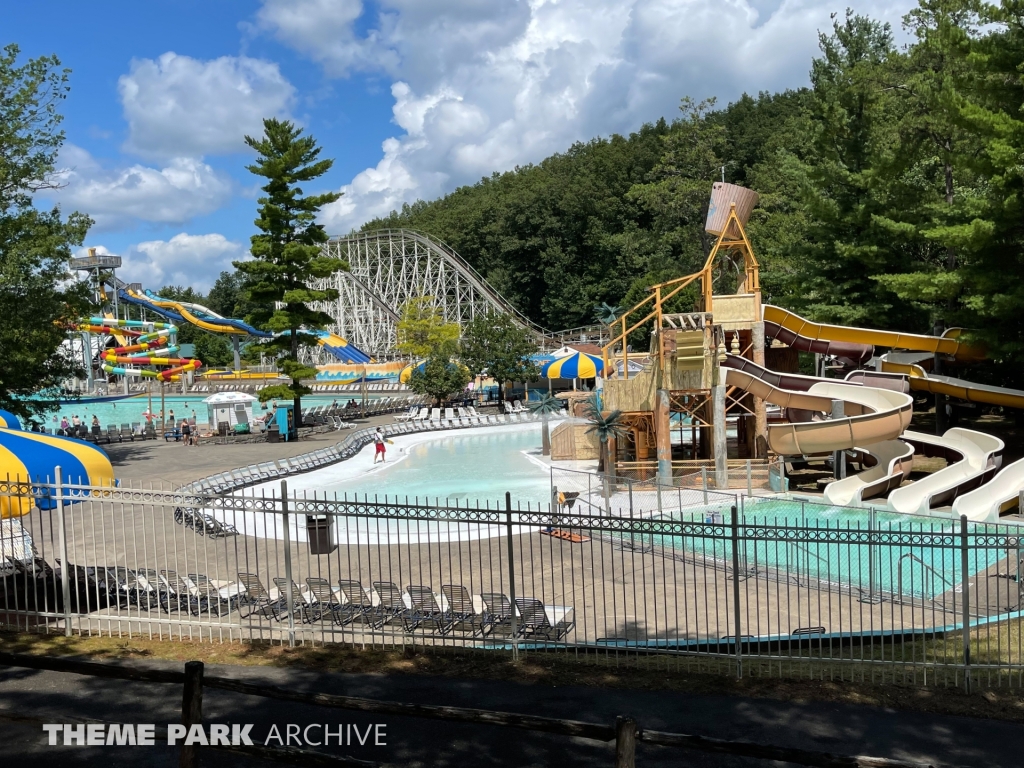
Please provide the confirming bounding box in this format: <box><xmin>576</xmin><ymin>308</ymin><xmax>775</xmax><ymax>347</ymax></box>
<box><xmin>540</xmin><ymin>528</ymin><xmax>590</xmax><ymax>543</ymax></box>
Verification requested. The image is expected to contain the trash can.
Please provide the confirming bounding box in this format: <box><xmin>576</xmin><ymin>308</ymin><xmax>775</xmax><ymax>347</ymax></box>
<box><xmin>306</xmin><ymin>515</ymin><xmax>336</xmax><ymax>555</ymax></box>
<box><xmin>266</xmin><ymin>425</ymin><xmax>280</xmax><ymax>443</ymax></box>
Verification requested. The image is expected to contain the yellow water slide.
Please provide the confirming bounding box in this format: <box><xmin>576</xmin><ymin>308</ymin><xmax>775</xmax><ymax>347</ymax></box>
<box><xmin>879</xmin><ymin>356</ymin><xmax>1024</xmax><ymax>410</ymax></box>
<box><xmin>762</xmin><ymin>306</ymin><xmax>984</xmax><ymax>361</ymax></box>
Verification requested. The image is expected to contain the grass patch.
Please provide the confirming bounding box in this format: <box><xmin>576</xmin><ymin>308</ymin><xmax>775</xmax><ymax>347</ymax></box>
<box><xmin>2</xmin><ymin>628</ymin><xmax>1024</xmax><ymax>725</ymax></box>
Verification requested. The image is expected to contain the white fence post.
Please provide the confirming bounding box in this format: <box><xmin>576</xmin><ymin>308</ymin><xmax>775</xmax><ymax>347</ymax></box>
<box><xmin>54</xmin><ymin>466</ymin><xmax>72</xmax><ymax>638</ymax></box>
<box><xmin>505</xmin><ymin>491</ymin><xmax>518</xmax><ymax>661</ymax></box>
<box><xmin>281</xmin><ymin>479</ymin><xmax>295</xmax><ymax>648</ymax></box>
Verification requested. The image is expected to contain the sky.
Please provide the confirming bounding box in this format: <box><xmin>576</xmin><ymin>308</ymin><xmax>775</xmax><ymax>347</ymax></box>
<box><xmin>9</xmin><ymin>0</ymin><xmax>916</xmax><ymax>293</ymax></box>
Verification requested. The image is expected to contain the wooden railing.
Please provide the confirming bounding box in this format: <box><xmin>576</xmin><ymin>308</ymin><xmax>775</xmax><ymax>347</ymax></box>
<box><xmin>0</xmin><ymin>651</ymin><xmax>934</xmax><ymax>768</ymax></box>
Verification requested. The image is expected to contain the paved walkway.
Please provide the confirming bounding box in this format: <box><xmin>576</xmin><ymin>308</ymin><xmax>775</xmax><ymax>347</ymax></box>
<box><xmin>104</xmin><ymin>413</ymin><xmax>399</xmax><ymax>487</ymax></box>
<box><xmin>0</xmin><ymin>657</ymin><xmax>1020</xmax><ymax>767</ymax></box>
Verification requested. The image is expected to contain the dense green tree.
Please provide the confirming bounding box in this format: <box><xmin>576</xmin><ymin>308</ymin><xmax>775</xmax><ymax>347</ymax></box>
<box><xmin>395</xmin><ymin>296</ymin><xmax>460</xmax><ymax>358</ymax></box>
<box><xmin>194</xmin><ymin>333</ymin><xmax>233</xmax><ymax>368</ymax></box>
<box><xmin>234</xmin><ymin>118</ymin><xmax>346</xmax><ymax>437</ymax></box>
<box><xmin>407</xmin><ymin>356</ymin><xmax>471</xmax><ymax>405</ymax></box>
<box><xmin>0</xmin><ymin>44</ymin><xmax>92</xmax><ymax>420</ymax></box>
<box><xmin>206</xmin><ymin>269</ymin><xmax>260</xmax><ymax>321</ymax></box>
<box><xmin>458</xmin><ymin>313</ymin><xmax>538</xmax><ymax>404</ymax></box>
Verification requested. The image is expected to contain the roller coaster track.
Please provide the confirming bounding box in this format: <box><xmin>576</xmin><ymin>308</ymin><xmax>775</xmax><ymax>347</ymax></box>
<box><xmin>312</xmin><ymin>229</ymin><xmax>607</xmax><ymax>358</ymax></box>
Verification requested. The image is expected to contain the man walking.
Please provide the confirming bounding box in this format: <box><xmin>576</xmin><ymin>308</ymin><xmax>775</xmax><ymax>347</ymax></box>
<box><xmin>373</xmin><ymin>427</ymin><xmax>387</xmax><ymax>464</ymax></box>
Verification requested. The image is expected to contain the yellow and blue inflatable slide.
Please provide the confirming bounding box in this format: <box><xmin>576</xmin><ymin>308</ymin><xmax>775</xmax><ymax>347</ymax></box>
<box><xmin>0</xmin><ymin>410</ymin><xmax>116</xmax><ymax>518</ymax></box>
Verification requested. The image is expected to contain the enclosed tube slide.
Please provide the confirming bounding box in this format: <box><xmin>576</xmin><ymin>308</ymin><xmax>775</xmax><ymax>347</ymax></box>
<box><xmin>887</xmin><ymin>429</ymin><xmax>1004</xmax><ymax>516</ymax></box>
<box><xmin>823</xmin><ymin>440</ymin><xmax>915</xmax><ymax>507</ymax></box>
<box><xmin>951</xmin><ymin>457</ymin><xmax>1024</xmax><ymax>522</ymax></box>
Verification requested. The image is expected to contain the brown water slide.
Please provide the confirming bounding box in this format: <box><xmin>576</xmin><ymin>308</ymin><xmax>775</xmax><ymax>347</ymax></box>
<box><xmin>723</xmin><ymin>359</ymin><xmax>914</xmax><ymax>456</ymax></box>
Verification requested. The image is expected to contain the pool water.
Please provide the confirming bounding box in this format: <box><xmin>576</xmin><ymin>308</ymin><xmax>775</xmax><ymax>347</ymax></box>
<box><xmin>654</xmin><ymin>497</ymin><xmax>1002</xmax><ymax>600</ymax></box>
<box><xmin>284</xmin><ymin>426</ymin><xmax>552</xmax><ymax>507</ymax></box>
<box><xmin>27</xmin><ymin>393</ymin><xmax>390</xmax><ymax>430</ymax></box>
<box><xmin>232</xmin><ymin>425</ymin><xmax>553</xmax><ymax>545</ymax></box>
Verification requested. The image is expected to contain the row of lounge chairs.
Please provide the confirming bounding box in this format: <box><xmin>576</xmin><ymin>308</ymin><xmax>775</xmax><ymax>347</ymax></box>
<box><xmin>309</xmin><ymin>383</ymin><xmax>410</xmax><ymax>393</ymax></box>
<box><xmin>56</xmin><ymin>565</ymin><xmax>575</xmax><ymax>642</ymax></box>
<box><xmin>42</xmin><ymin>423</ymin><xmax>160</xmax><ymax>444</ymax></box>
<box><xmin>58</xmin><ymin>564</ymin><xmax>239</xmax><ymax>616</ymax></box>
<box><xmin>395</xmin><ymin>405</ymin><xmax>539</xmax><ymax>429</ymax></box>
<box><xmin>235</xmin><ymin>574</ymin><xmax>575</xmax><ymax>641</ymax></box>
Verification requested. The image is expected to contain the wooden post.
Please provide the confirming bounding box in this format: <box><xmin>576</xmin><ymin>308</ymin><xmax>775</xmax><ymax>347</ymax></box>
<box><xmin>614</xmin><ymin>716</ymin><xmax>637</xmax><ymax>768</ymax></box>
<box><xmin>180</xmin><ymin>660</ymin><xmax>204</xmax><ymax>768</ymax></box>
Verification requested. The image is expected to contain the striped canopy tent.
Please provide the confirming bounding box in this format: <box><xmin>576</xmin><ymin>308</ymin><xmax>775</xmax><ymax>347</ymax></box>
<box><xmin>540</xmin><ymin>351</ymin><xmax>605</xmax><ymax>380</ymax></box>
<box><xmin>0</xmin><ymin>428</ymin><xmax>116</xmax><ymax>518</ymax></box>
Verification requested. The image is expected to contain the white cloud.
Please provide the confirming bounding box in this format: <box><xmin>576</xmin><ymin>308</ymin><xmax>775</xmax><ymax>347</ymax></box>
<box><xmin>119</xmin><ymin>52</ymin><xmax>295</xmax><ymax>159</ymax></box>
<box><xmin>51</xmin><ymin>145</ymin><xmax>233</xmax><ymax>229</ymax></box>
<box><xmin>256</xmin><ymin>0</ymin><xmax>916</xmax><ymax>232</ymax></box>
<box><xmin>82</xmin><ymin>234</ymin><xmax>248</xmax><ymax>292</ymax></box>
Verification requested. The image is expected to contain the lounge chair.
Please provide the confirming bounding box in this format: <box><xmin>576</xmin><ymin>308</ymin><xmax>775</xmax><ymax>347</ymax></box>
<box><xmin>235</xmin><ymin>572</ymin><xmax>288</xmax><ymax>620</ymax></box>
<box><xmin>440</xmin><ymin>584</ymin><xmax>482</xmax><ymax>635</ymax></box>
<box><xmin>428</xmin><ymin>408</ymin><xmax>443</xmax><ymax>427</ymax></box>
<box><xmin>402</xmin><ymin>585</ymin><xmax>446</xmax><ymax>632</ymax></box>
<box><xmin>158</xmin><ymin>570</ymin><xmax>200</xmax><ymax>614</ymax></box>
<box><xmin>479</xmin><ymin>593</ymin><xmax>516</xmax><ymax>637</ymax></box>
<box><xmin>336</xmin><ymin>578</ymin><xmax>379</xmax><ymax>626</ymax></box>
<box><xmin>272</xmin><ymin>577</ymin><xmax>316</xmax><ymax>623</ymax></box>
<box><xmin>513</xmin><ymin>598</ymin><xmax>575</xmax><ymax>641</ymax></box>
<box><xmin>119</xmin><ymin>423</ymin><xmax>135</xmax><ymax>442</ymax></box>
<box><xmin>444</xmin><ymin>407</ymin><xmax>457</xmax><ymax>427</ymax></box>
<box><xmin>187</xmin><ymin>573</ymin><xmax>235</xmax><ymax>615</ymax></box>
<box><xmin>394</xmin><ymin>406</ymin><xmax>418</xmax><ymax>422</ymax></box>
<box><xmin>371</xmin><ymin>581</ymin><xmax>408</xmax><ymax>627</ymax></box>
<box><xmin>305</xmin><ymin>577</ymin><xmax>344</xmax><ymax>623</ymax></box>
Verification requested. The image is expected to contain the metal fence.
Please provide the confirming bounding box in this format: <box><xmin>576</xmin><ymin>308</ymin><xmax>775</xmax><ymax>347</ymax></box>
<box><xmin>2</xmin><ymin>474</ymin><xmax>1023</xmax><ymax>689</ymax></box>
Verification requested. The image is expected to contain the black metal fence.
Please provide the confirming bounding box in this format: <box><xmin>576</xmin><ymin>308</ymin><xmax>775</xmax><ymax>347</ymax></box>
<box><xmin>2</xmin><ymin>475</ymin><xmax>1023</xmax><ymax>689</ymax></box>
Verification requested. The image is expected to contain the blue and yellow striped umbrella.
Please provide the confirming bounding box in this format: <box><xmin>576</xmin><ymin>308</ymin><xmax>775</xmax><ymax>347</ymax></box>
<box><xmin>0</xmin><ymin>428</ymin><xmax>116</xmax><ymax>517</ymax></box>
<box><xmin>541</xmin><ymin>352</ymin><xmax>604</xmax><ymax>379</ymax></box>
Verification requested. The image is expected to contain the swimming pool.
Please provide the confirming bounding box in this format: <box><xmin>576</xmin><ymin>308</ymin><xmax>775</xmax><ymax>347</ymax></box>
<box><xmin>651</xmin><ymin>497</ymin><xmax>1002</xmax><ymax>600</ymax></box>
<box><xmin>229</xmin><ymin>423</ymin><xmax>554</xmax><ymax>544</ymax></box>
<box><xmin>27</xmin><ymin>392</ymin><xmax>395</xmax><ymax>430</ymax></box>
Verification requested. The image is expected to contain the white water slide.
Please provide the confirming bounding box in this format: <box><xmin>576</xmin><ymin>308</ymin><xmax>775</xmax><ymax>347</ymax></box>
<box><xmin>951</xmin><ymin>457</ymin><xmax>1024</xmax><ymax>522</ymax></box>
<box><xmin>723</xmin><ymin>366</ymin><xmax>914</xmax><ymax>455</ymax></box>
<box><xmin>823</xmin><ymin>440</ymin><xmax>916</xmax><ymax>507</ymax></box>
<box><xmin>887</xmin><ymin>429</ymin><xmax>1004</xmax><ymax>516</ymax></box>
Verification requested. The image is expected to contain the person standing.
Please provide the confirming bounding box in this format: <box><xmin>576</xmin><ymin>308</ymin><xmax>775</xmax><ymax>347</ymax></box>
<box><xmin>181</xmin><ymin>417</ymin><xmax>192</xmax><ymax>447</ymax></box>
<box><xmin>373</xmin><ymin>428</ymin><xmax>387</xmax><ymax>464</ymax></box>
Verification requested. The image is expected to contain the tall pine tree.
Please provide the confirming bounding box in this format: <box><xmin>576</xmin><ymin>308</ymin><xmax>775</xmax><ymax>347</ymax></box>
<box><xmin>235</xmin><ymin>118</ymin><xmax>346</xmax><ymax>437</ymax></box>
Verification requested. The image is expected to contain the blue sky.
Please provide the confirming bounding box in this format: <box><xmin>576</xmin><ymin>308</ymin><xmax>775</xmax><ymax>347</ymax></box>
<box><xmin>8</xmin><ymin>0</ymin><xmax>915</xmax><ymax>293</ymax></box>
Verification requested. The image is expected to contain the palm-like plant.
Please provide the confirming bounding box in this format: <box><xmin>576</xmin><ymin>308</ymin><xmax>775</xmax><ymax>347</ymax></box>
<box><xmin>594</xmin><ymin>302</ymin><xmax>623</xmax><ymax>326</ymax></box>
<box><xmin>529</xmin><ymin>392</ymin><xmax>564</xmax><ymax>456</ymax></box>
<box><xmin>581</xmin><ymin>393</ymin><xmax>628</xmax><ymax>475</ymax></box>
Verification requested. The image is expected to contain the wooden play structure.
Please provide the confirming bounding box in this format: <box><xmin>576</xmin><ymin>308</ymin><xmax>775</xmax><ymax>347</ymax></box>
<box><xmin>550</xmin><ymin>183</ymin><xmax>770</xmax><ymax>487</ymax></box>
